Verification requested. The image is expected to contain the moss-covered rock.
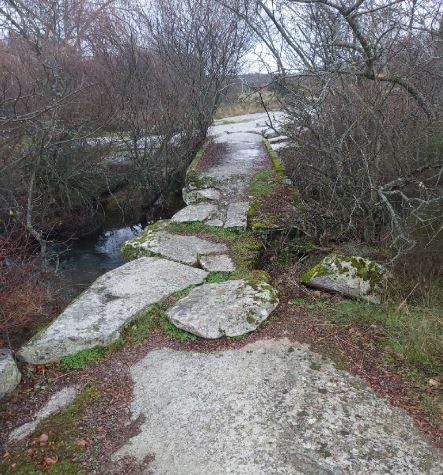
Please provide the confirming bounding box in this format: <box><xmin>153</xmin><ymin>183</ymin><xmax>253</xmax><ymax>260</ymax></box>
<box><xmin>121</xmin><ymin>220</ymin><xmax>170</xmax><ymax>261</ymax></box>
<box><xmin>301</xmin><ymin>254</ymin><xmax>387</xmax><ymax>303</ymax></box>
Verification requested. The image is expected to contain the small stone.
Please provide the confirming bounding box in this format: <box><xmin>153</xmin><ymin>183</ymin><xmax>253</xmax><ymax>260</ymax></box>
<box><xmin>183</xmin><ymin>188</ymin><xmax>221</xmax><ymax>205</ymax></box>
<box><xmin>0</xmin><ymin>349</ymin><xmax>21</xmax><ymax>399</ymax></box>
<box><xmin>205</xmin><ymin>219</ymin><xmax>224</xmax><ymax>227</ymax></box>
<box><xmin>171</xmin><ymin>203</ymin><xmax>218</xmax><ymax>223</ymax></box>
<box><xmin>9</xmin><ymin>387</ymin><xmax>78</xmax><ymax>441</ymax></box>
<box><xmin>268</xmin><ymin>135</ymin><xmax>289</xmax><ymax>144</ymax></box>
<box><xmin>166</xmin><ymin>280</ymin><xmax>278</xmax><ymax>338</ymax></box>
<box><xmin>198</xmin><ymin>254</ymin><xmax>236</xmax><ymax>272</ymax></box>
<box><xmin>224</xmin><ymin>202</ymin><xmax>249</xmax><ymax>229</ymax></box>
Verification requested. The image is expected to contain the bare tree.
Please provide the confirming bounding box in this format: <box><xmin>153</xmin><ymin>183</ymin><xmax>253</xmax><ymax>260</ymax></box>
<box><xmin>232</xmin><ymin>0</ymin><xmax>442</xmax><ymax>261</ymax></box>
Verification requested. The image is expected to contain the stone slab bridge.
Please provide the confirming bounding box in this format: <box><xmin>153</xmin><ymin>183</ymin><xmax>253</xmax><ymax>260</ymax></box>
<box><xmin>14</xmin><ymin>112</ymin><xmax>443</xmax><ymax>474</ymax></box>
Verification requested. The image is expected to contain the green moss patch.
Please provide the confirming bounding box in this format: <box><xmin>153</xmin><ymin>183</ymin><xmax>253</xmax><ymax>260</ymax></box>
<box><xmin>248</xmin><ymin>140</ymin><xmax>302</xmax><ymax>231</ymax></box>
<box><xmin>60</xmin><ymin>347</ymin><xmax>109</xmax><ymax>370</ymax></box>
<box><xmin>121</xmin><ymin>220</ymin><xmax>169</xmax><ymax>261</ymax></box>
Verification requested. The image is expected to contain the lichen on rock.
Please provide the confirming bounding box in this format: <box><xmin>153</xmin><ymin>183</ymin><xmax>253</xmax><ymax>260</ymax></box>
<box><xmin>301</xmin><ymin>254</ymin><xmax>387</xmax><ymax>303</ymax></box>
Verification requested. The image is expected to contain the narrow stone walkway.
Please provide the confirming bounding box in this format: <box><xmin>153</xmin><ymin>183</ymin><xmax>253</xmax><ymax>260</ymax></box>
<box><xmin>176</xmin><ymin>112</ymin><xmax>284</xmax><ymax>229</ymax></box>
<box><xmin>10</xmin><ymin>112</ymin><xmax>442</xmax><ymax>474</ymax></box>
<box><xmin>19</xmin><ymin>112</ymin><xmax>284</xmax><ymax>362</ymax></box>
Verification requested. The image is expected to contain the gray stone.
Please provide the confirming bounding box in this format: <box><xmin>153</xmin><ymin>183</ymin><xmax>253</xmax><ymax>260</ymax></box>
<box><xmin>205</xmin><ymin>218</ymin><xmax>224</xmax><ymax>227</ymax></box>
<box><xmin>224</xmin><ymin>201</ymin><xmax>249</xmax><ymax>229</ymax></box>
<box><xmin>268</xmin><ymin>135</ymin><xmax>289</xmax><ymax>144</ymax></box>
<box><xmin>271</xmin><ymin>141</ymin><xmax>289</xmax><ymax>152</ymax></box>
<box><xmin>301</xmin><ymin>254</ymin><xmax>387</xmax><ymax>304</ymax></box>
<box><xmin>171</xmin><ymin>203</ymin><xmax>218</xmax><ymax>223</ymax></box>
<box><xmin>9</xmin><ymin>387</ymin><xmax>78</xmax><ymax>441</ymax></box>
<box><xmin>166</xmin><ymin>280</ymin><xmax>278</xmax><ymax>338</ymax></box>
<box><xmin>19</xmin><ymin>258</ymin><xmax>208</xmax><ymax>364</ymax></box>
<box><xmin>124</xmin><ymin>231</ymin><xmax>227</xmax><ymax>267</ymax></box>
<box><xmin>183</xmin><ymin>188</ymin><xmax>221</xmax><ymax>205</ymax></box>
<box><xmin>198</xmin><ymin>254</ymin><xmax>235</xmax><ymax>272</ymax></box>
<box><xmin>113</xmin><ymin>339</ymin><xmax>442</xmax><ymax>474</ymax></box>
<box><xmin>0</xmin><ymin>349</ymin><xmax>21</xmax><ymax>399</ymax></box>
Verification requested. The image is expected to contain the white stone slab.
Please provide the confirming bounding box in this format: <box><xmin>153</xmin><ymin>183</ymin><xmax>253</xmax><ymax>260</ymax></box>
<box><xmin>19</xmin><ymin>258</ymin><xmax>208</xmax><ymax>363</ymax></box>
<box><xmin>166</xmin><ymin>280</ymin><xmax>278</xmax><ymax>338</ymax></box>
<box><xmin>114</xmin><ymin>339</ymin><xmax>442</xmax><ymax>474</ymax></box>
<box><xmin>171</xmin><ymin>203</ymin><xmax>218</xmax><ymax>223</ymax></box>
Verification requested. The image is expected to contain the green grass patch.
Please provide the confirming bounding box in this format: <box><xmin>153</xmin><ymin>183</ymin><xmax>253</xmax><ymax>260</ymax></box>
<box><xmin>329</xmin><ymin>300</ymin><xmax>442</xmax><ymax>376</ymax></box>
<box><xmin>60</xmin><ymin>347</ymin><xmax>109</xmax><ymax>370</ymax></box>
<box><xmin>247</xmin><ymin>140</ymin><xmax>301</xmax><ymax>231</ymax></box>
<box><xmin>0</xmin><ymin>384</ymin><xmax>102</xmax><ymax>474</ymax></box>
<box><xmin>205</xmin><ymin>272</ymin><xmax>232</xmax><ymax>284</ymax></box>
<box><xmin>249</xmin><ymin>169</ymin><xmax>274</xmax><ymax>196</ymax></box>
<box><xmin>122</xmin><ymin>302</ymin><xmax>196</xmax><ymax>344</ymax></box>
<box><xmin>297</xmin><ymin>296</ymin><xmax>442</xmax><ymax>378</ymax></box>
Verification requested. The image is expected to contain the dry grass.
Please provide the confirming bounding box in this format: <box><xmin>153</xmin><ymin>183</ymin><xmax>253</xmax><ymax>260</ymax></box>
<box><xmin>215</xmin><ymin>90</ymin><xmax>280</xmax><ymax>119</ymax></box>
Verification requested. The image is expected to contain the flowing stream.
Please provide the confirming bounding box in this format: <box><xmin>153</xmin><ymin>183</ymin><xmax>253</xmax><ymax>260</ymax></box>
<box><xmin>58</xmin><ymin>223</ymin><xmax>143</xmax><ymax>296</ymax></box>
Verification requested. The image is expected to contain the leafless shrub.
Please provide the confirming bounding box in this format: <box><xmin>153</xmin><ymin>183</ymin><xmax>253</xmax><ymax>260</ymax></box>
<box><xmin>241</xmin><ymin>0</ymin><xmax>443</xmax><ymax>262</ymax></box>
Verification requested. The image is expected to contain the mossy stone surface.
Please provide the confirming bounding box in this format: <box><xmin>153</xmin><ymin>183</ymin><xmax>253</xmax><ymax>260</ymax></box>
<box><xmin>301</xmin><ymin>254</ymin><xmax>387</xmax><ymax>303</ymax></box>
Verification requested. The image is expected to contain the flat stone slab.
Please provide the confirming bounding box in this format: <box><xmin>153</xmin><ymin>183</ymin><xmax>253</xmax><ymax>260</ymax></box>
<box><xmin>224</xmin><ymin>201</ymin><xmax>249</xmax><ymax>229</ymax></box>
<box><xmin>301</xmin><ymin>254</ymin><xmax>387</xmax><ymax>304</ymax></box>
<box><xmin>166</xmin><ymin>280</ymin><xmax>278</xmax><ymax>338</ymax></box>
<box><xmin>19</xmin><ymin>258</ymin><xmax>208</xmax><ymax>363</ymax></box>
<box><xmin>113</xmin><ymin>339</ymin><xmax>442</xmax><ymax>474</ymax></box>
<box><xmin>183</xmin><ymin>188</ymin><xmax>221</xmax><ymax>205</ymax></box>
<box><xmin>0</xmin><ymin>349</ymin><xmax>21</xmax><ymax>399</ymax></box>
<box><xmin>171</xmin><ymin>203</ymin><xmax>218</xmax><ymax>224</ymax></box>
<box><xmin>124</xmin><ymin>231</ymin><xmax>227</xmax><ymax>267</ymax></box>
<box><xmin>198</xmin><ymin>254</ymin><xmax>235</xmax><ymax>272</ymax></box>
<box><xmin>9</xmin><ymin>387</ymin><xmax>78</xmax><ymax>441</ymax></box>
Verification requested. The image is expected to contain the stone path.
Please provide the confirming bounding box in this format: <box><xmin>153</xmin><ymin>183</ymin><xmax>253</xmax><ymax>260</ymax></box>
<box><xmin>174</xmin><ymin>112</ymin><xmax>285</xmax><ymax>228</ymax></box>
<box><xmin>9</xmin><ymin>112</ymin><xmax>442</xmax><ymax>473</ymax></box>
<box><xmin>18</xmin><ymin>112</ymin><xmax>283</xmax><ymax>364</ymax></box>
<box><xmin>114</xmin><ymin>340</ymin><xmax>442</xmax><ymax>474</ymax></box>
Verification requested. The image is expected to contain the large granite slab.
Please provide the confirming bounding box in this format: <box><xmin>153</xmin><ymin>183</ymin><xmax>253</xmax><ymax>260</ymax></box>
<box><xmin>19</xmin><ymin>258</ymin><xmax>208</xmax><ymax>364</ymax></box>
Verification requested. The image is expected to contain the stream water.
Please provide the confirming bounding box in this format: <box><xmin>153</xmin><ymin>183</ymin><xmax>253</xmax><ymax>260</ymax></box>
<box><xmin>56</xmin><ymin>198</ymin><xmax>183</xmax><ymax>297</ymax></box>
<box><xmin>57</xmin><ymin>223</ymin><xmax>143</xmax><ymax>296</ymax></box>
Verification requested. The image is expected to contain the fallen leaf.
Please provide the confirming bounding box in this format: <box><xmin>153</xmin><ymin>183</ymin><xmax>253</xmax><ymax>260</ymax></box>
<box><xmin>39</xmin><ymin>433</ymin><xmax>49</xmax><ymax>444</ymax></box>
<box><xmin>75</xmin><ymin>439</ymin><xmax>88</xmax><ymax>447</ymax></box>
<box><xmin>428</xmin><ymin>379</ymin><xmax>439</xmax><ymax>388</ymax></box>
<box><xmin>43</xmin><ymin>456</ymin><xmax>58</xmax><ymax>466</ymax></box>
